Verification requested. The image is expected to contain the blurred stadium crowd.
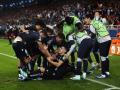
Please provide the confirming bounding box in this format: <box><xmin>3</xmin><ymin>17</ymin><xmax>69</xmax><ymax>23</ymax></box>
<box><xmin>0</xmin><ymin>0</ymin><xmax>120</xmax><ymax>30</ymax></box>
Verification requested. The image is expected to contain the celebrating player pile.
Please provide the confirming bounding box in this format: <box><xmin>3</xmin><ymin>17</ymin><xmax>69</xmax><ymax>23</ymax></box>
<box><xmin>9</xmin><ymin>11</ymin><xmax>111</xmax><ymax>81</ymax></box>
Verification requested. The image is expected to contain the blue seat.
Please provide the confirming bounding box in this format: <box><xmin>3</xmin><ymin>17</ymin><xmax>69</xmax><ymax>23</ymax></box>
<box><xmin>109</xmin><ymin>30</ymin><xmax>118</xmax><ymax>37</ymax></box>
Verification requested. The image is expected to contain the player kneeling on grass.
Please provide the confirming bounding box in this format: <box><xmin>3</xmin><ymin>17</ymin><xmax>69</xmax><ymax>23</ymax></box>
<box><xmin>39</xmin><ymin>46</ymin><xmax>69</xmax><ymax>80</ymax></box>
<box><xmin>65</xmin><ymin>23</ymin><xmax>93</xmax><ymax>80</ymax></box>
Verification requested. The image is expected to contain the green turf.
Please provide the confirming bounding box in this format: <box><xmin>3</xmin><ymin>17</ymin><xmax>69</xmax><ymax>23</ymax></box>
<box><xmin>0</xmin><ymin>39</ymin><xmax>120</xmax><ymax>90</ymax></box>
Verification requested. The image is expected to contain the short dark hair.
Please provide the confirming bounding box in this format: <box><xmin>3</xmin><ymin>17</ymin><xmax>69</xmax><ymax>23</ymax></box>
<box><xmin>85</xmin><ymin>14</ymin><xmax>94</xmax><ymax>20</ymax></box>
<box><xmin>57</xmin><ymin>33</ymin><xmax>65</xmax><ymax>40</ymax></box>
<box><xmin>65</xmin><ymin>16</ymin><xmax>74</xmax><ymax>25</ymax></box>
<box><xmin>35</xmin><ymin>19</ymin><xmax>46</xmax><ymax>27</ymax></box>
<box><xmin>75</xmin><ymin>22</ymin><xmax>83</xmax><ymax>30</ymax></box>
<box><xmin>46</xmin><ymin>28</ymin><xmax>53</xmax><ymax>34</ymax></box>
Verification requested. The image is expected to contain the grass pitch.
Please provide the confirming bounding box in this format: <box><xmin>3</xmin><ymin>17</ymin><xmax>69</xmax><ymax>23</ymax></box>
<box><xmin>0</xmin><ymin>39</ymin><xmax>120</xmax><ymax>90</ymax></box>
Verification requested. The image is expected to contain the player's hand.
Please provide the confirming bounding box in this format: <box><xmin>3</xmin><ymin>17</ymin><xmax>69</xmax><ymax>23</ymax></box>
<box><xmin>20</xmin><ymin>25</ymin><xmax>29</xmax><ymax>34</ymax></box>
<box><xmin>24</xmin><ymin>56</ymin><xmax>31</xmax><ymax>63</ymax></box>
<box><xmin>43</xmin><ymin>45</ymin><xmax>48</xmax><ymax>50</ymax></box>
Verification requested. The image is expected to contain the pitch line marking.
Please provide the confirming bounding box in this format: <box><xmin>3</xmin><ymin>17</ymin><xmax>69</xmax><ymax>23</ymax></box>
<box><xmin>0</xmin><ymin>52</ymin><xmax>120</xmax><ymax>90</ymax></box>
<box><xmin>0</xmin><ymin>53</ymin><xmax>17</xmax><ymax>59</ymax></box>
<box><xmin>86</xmin><ymin>78</ymin><xmax>120</xmax><ymax>90</ymax></box>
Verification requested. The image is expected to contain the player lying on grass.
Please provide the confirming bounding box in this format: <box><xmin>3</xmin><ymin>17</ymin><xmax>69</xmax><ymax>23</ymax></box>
<box><xmin>40</xmin><ymin>46</ymin><xmax>70</xmax><ymax>80</ymax></box>
<box><xmin>18</xmin><ymin>46</ymin><xmax>70</xmax><ymax>80</ymax></box>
